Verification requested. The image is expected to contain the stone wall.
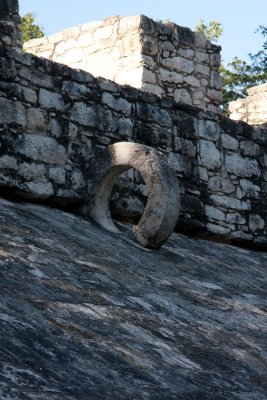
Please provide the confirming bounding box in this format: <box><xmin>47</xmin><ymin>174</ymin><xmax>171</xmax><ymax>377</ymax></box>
<box><xmin>24</xmin><ymin>15</ymin><xmax>222</xmax><ymax>113</ymax></box>
<box><xmin>0</xmin><ymin>43</ymin><xmax>266</xmax><ymax>248</ymax></box>
<box><xmin>0</xmin><ymin>0</ymin><xmax>21</xmax><ymax>49</ymax></box>
<box><xmin>229</xmin><ymin>83</ymin><xmax>267</xmax><ymax>126</ymax></box>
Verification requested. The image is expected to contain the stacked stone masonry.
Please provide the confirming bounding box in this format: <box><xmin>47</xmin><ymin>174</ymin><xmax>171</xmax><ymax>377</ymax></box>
<box><xmin>0</xmin><ymin>46</ymin><xmax>266</xmax><ymax>248</ymax></box>
<box><xmin>229</xmin><ymin>83</ymin><xmax>267</xmax><ymax>126</ymax></box>
<box><xmin>0</xmin><ymin>2</ymin><xmax>266</xmax><ymax>249</ymax></box>
<box><xmin>24</xmin><ymin>15</ymin><xmax>222</xmax><ymax>113</ymax></box>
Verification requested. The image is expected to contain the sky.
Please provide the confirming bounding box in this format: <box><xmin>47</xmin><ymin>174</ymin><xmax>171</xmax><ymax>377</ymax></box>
<box><xmin>19</xmin><ymin>0</ymin><xmax>267</xmax><ymax>66</ymax></box>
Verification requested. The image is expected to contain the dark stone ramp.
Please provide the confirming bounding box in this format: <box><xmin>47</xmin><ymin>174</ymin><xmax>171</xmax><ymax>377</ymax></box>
<box><xmin>0</xmin><ymin>198</ymin><xmax>266</xmax><ymax>399</ymax></box>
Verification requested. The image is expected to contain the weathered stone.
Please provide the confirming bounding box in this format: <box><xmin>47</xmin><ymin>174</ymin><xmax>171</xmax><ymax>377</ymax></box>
<box><xmin>26</xmin><ymin>108</ymin><xmax>47</xmax><ymax>133</ymax></box>
<box><xmin>195</xmin><ymin>119</ymin><xmax>220</xmax><ymax>141</ymax></box>
<box><xmin>18</xmin><ymin>162</ymin><xmax>46</xmax><ymax>181</ymax></box>
<box><xmin>0</xmin><ymin>155</ymin><xmax>18</xmax><ymax>170</ymax></box>
<box><xmin>17</xmin><ymin>135</ymin><xmax>68</xmax><ymax>166</ymax></box>
<box><xmin>89</xmin><ymin>142</ymin><xmax>180</xmax><ymax>249</ymax></box>
<box><xmin>208</xmin><ymin>176</ymin><xmax>235</xmax><ymax>194</ymax></box>
<box><xmin>210</xmin><ymin>194</ymin><xmax>251</xmax><ymax>211</ymax></box>
<box><xmin>102</xmin><ymin>93</ymin><xmax>132</xmax><ymax>115</ymax></box>
<box><xmin>225</xmin><ymin>154</ymin><xmax>261</xmax><ymax>178</ymax></box>
<box><xmin>24</xmin><ymin>180</ymin><xmax>54</xmax><ymax>199</ymax></box>
<box><xmin>240</xmin><ymin>179</ymin><xmax>261</xmax><ymax>199</ymax></box>
<box><xmin>39</xmin><ymin>89</ymin><xmax>66</xmax><ymax>112</ymax></box>
<box><xmin>226</xmin><ymin>212</ymin><xmax>246</xmax><ymax>225</ymax></box>
<box><xmin>49</xmin><ymin>167</ymin><xmax>66</xmax><ymax>185</ymax></box>
<box><xmin>168</xmin><ymin>152</ymin><xmax>191</xmax><ymax>176</ymax></box>
<box><xmin>199</xmin><ymin>140</ymin><xmax>221</xmax><ymax>170</ymax></box>
<box><xmin>240</xmin><ymin>140</ymin><xmax>260</xmax><ymax>156</ymax></box>
<box><xmin>221</xmin><ymin>134</ymin><xmax>239</xmax><ymax>151</ymax></box>
<box><xmin>0</xmin><ymin>98</ymin><xmax>26</xmax><ymax>127</ymax></box>
<box><xmin>249</xmin><ymin>214</ymin><xmax>265</xmax><ymax>232</ymax></box>
<box><xmin>205</xmin><ymin>205</ymin><xmax>225</xmax><ymax>221</ymax></box>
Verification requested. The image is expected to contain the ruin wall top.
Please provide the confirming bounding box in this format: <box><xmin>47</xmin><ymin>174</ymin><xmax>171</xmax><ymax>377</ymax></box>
<box><xmin>24</xmin><ymin>15</ymin><xmax>222</xmax><ymax>113</ymax></box>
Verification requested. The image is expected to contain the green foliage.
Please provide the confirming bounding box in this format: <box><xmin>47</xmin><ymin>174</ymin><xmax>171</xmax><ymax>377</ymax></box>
<box><xmin>21</xmin><ymin>13</ymin><xmax>44</xmax><ymax>44</ymax></box>
<box><xmin>221</xmin><ymin>26</ymin><xmax>267</xmax><ymax>113</ymax></box>
<box><xmin>195</xmin><ymin>19</ymin><xmax>223</xmax><ymax>42</ymax></box>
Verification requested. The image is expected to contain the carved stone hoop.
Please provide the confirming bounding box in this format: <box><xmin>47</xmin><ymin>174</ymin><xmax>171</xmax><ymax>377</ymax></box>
<box><xmin>88</xmin><ymin>142</ymin><xmax>180</xmax><ymax>249</ymax></box>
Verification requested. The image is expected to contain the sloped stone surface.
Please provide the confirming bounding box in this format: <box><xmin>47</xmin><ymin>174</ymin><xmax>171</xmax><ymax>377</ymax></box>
<box><xmin>0</xmin><ymin>198</ymin><xmax>266</xmax><ymax>399</ymax></box>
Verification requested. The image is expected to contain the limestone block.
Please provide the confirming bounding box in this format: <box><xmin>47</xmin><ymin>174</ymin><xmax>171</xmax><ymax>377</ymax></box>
<box><xmin>207</xmin><ymin>223</ymin><xmax>230</xmax><ymax>235</ymax></box>
<box><xmin>26</xmin><ymin>108</ymin><xmax>47</xmax><ymax>133</ymax></box>
<box><xmin>205</xmin><ymin>205</ymin><xmax>225</xmax><ymax>221</ymax></box>
<box><xmin>18</xmin><ymin>162</ymin><xmax>46</xmax><ymax>181</ymax></box>
<box><xmin>195</xmin><ymin>50</ymin><xmax>209</xmax><ymax>64</ymax></box>
<box><xmin>17</xmin><ymin>135</ymin><xmax>68</xmax><ymax>166</ymax></box>
<box><xmin>249</xmin><ymin>214</ymin><xmax>265</xmax><ymax>232</ymax></box>
<box><xmin>25</xmin><ymin>181</ymin><xmax>54</xmax><ymax>199</ymax></box>
<box><xmin>193</xmin><ymin>166</ymin><xmax>208</xmax><ymax>181</ymax></box>
<box><xmin>39</xmin><ymin>89</ymin><xmax>66</xmax><ymax>112</ymax></box>
<box><xmin>71</xmin><ymin>170</ymin><xmax>85</xmax><ymax>190</ymax></box>
<box><xmin>56</xmin><ymin>47</ymin><xmax>84</xmax><ymax>65</ymax></box>
<box><xmin>142</xmin><ymin>36</ymin><xmax>158</xmax><ymax>56</ymax></box>
<box><xmin>184</xmin><ymin>75</ymin><xmax>200</xmax><ymax>88</ymax></box>
<box><xmin>195</xmin><ymin>32</ymin><xmax>207</xmax><ymax>49</ymax></box>
<box><xmin>207</xmin><ymin>89</ymin><xmax>223</xmax><ymax>104</ymax></box>
<box><xmin>136</xmin><ymin>103</ymin><xmax>172</xmax><ymax>127</ymax></box>
<box><xmin>199</xmin><ymin>140</ymin><xmax>221</xmax><ymax>170</ymax></box>
<box><xmin>162</xmin><ymin>56</ymin><xmax>194</xmax><ymax>74</ymax></box>
<box><xmin>221</xmin><ymin>134</ymin><xmax>239</xmax><ymax>151</ymax></box>
<box><xmin>49</xmin><ymin>167</ymin><xmax>66</xmax><ymax>185</ymax></box>
<box><xmin>142</xmin><ymin>68</ymin><xmax>157</xmax><ymax>84</ymax></box>
<box><xmin>0</xmin><ymin>155</ymin><xmax>18</xmax><ymax>171</ymax></box>
<box><xmin>174</xmin><ymin>89</ymin><xmax>192</xmax><ymax>105</ymax></box>
<box><xmin>240</xmin><ymin>179</ymin><xmax>261</xmax><ymax>198</ymax></box>
<box><xmin>102</xmin><ymin>93</ymin><xmax>132</xmax><ymax>115</ymax></box>
<box><xmin>141</xmin><ymin>83</ymin><xmax>164</xmax><ymax>97</ymax></box>
<box><xmin>159</xmin><ymin>68</ymin><xmax>183</xmax><ymax>83</ymax></box>
<box><xmin>76</xmin><ymin>31</ymin><xmax>93</xmax><ymax>47</ymax></box>
<box><xmin>55</xmin><ymin>39</ymin><xmax>77</xmax><ymax>55</ymax></box>
<box><xmin>168</xmin><ymin>153</ymin><xmax>191</xmax><ymax>176</ymax></box>
<box><xmin>210</xmin><ymin>71</ymin><xmax>222</xmax><ymax>90</ymax></box>
<box><xmin>208</xmin><ymin>176</ymin><xmax>235</xmax><ymax>194</ymax></box>
<box><xmin>226</xmin><ymin>213</ymin><xmax>246</xmax><ymax>225</ymax></box>
<box><xmin>195</xmin><ymin>119</ymin><xmax>220</xmax><ymax>141</ymax></box>
<box><xmin>225</xmin><ymin>154</ymin><xmax>261</xmax><ymax>178</ymax></box>
<box><xmin>70</xmin><ymin>102</ymin><xmax>97</xmax><ymax>127</ymax></box>
<box><xmin>210</xmin><ymin>194</ymin><xmax>251</xmax><ymax>211</ymax></box>
<box><xmin>240</xmin><ymin>141</ymin><xmax>259</xmax><ymax>156</ymax></box>
<box><xmin>195</xmin><ymin>63</ymin><xmax>210</xmax><ymax>77</ymax></box>
<box><xmin>0</xmin><ymin>99</ymin><xmax>26</xmax><ymax>127</ymax></box>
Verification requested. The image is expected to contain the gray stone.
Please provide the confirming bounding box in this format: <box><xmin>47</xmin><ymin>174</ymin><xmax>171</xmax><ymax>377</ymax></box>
<box><xmin>221</xmin><ymin>134</ymin><xmax>239</xmax><ymax>151</ymax></box>
<box><xmin>205</xmin><ymin>205</ymin><xmax>225</xmax><ymax>221</ymax></box>
<box><xmin>249</xmin><ymin>214</ymin><xmax>265</xmax><ymax>232</ymax></box>
<box><xmin>168</xmin><ymin>152</ymin><xmax>191</xmax><ymax>176</ymax></box>
<box><xmin>0</xmin><ymin>98</ymin><xmax>26</xmax><ymax>127</ymax></box>
<box><xmin>208</xmin><ymin>176</ymin><xmax>235</xmax><ymax>194</ymax></box>
<box><xmin>26</xmin><ymin>108</ymin><xmax>47</xmax><ymax>133</ymax></box>
<box><xmin>199</xmin><ymin>140</ymin><xmax>221</xmax><ymax>170</ymax></box>
<box><xmin>17</xmin><ymin>135</ymin><xmax>68</xmax><ymax>166</ymax></box>
<box><xmin>89</xmin><ymin>142</ymin><xmax>180</xmax><ymax>249</ymax></box>
<box><xmin>210</xmin><ymin>194</ymin><xmax>251</xmax><ymax>211</ymax></box>
<box><xmin>206</xmin><ymin>223</ymin><xmax>230</xmax><ymax>235</ymax></box>
<box><xmin>0</xmin><ymin>155</ymin><xmax>18</xmax><ymax>170</ymax></box>
<box><xmin>240</xmin><ymin>179</ymin><xmax>261</xmax><ymax>199</ymax></box>
<box><xmin>240</xmin><ymin>141</ymin><xmax>260</xmax><ymax>156</ymax></box>
<box><xmin>226</xmin><ymin>212</ymin><xmax>246</xmax><ymax>225</ymax></box>
<box><xmin>24</xmin><ymin>180</ymin><xmax>54</xmax><ymax>199</ymax></box>
<box><xmin>195</xmin><ymin>119</ymin><xmax>220</xmax><ymax>141</ymax></box>
<box><xmin>49</xmin><ymin>167</ymin><xmax>66</xmax><ymax>185</ymax></box>
<box><xmin>18</xmin><ymin>162</ymin><xmax>46</xmax><ymax>181</ymax></box>
<box><xmin>39</xmin><ymin>89</ymin><xmax>66</xmax><ymax>112</ymax></box>
<box><xmin>225</xmin><ymin>154</ymin><xmax>261</xmax><ymax>178</ymax></box>
<box><xmin>102</xmin><ymin>93</ymin><xmax>132</xmax><ymax>115</ymax></box>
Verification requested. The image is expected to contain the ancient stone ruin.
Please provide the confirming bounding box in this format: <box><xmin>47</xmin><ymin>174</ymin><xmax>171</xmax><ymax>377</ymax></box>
<box><xmin>229</xmin><ymin>83</ymin><xmax>267</xmax><ymax>126</ymax></box>
<box><xmin>0</xmin><ymin>0</ymin><xmax>266</xmax><ymax>249</ymax></box>
<box><xmin>24</xmin><ymin>15</ymin><xmax>222</xmax><ymax>113</ymax></box>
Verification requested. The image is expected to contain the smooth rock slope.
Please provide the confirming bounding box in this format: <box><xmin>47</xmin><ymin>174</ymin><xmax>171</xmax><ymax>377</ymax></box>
<box><xmin>0</xmin><ymin>197</ymin><xmax>266</xmax><ymax>400</ymax></box>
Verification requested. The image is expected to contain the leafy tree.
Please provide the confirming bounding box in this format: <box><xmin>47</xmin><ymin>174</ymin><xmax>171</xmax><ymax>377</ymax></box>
<box><xmin>221</xmin><ymin>26</ymin><xmax>267</xmax><ymax>112</ymax></box>
<box><xmin>195</xmin><ymin>19</ymin><xmax>223</xmax><ymax>42</ymax></box>
<box><xmin>21</xmin><ymin>13</ymin><xmax>44</xmax><ymax>44</ymax></box>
